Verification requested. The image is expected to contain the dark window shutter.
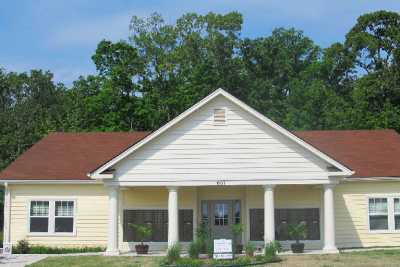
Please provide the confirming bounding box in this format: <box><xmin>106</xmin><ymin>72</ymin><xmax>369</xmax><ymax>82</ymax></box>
<box><xmin>250</xmin><ymin>209</ymin><xmax>264</xmax><ymax>241</ymax></box>
<box><xmin>179</xmin><ymin>209</ymin><xmax>193</xmax><ymax>242</ymax></box>
<box><xmin>275</xmin><ymin>208</ymin><xmax>320</xmax><ymax>240</ymax></box>
<box><xmin>123</xmin><ymin>209</ymin><xmax>193</xmax><ymax>242</ymax></box>
<box><xmin>250</xmin><ymin>208</ymin><xmax>320</xmax><ymax>241</ymax></box>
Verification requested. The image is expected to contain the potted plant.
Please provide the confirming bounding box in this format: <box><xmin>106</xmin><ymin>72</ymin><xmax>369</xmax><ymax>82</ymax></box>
<box><xmin>288</xmin><ymin>223</ymin><xmax>307</xmax><ymax>253</ymax></box>
<box><xmin>129</xmin><ymin>223</ymin><xmax>152</xmax><ymax>254</ymax></box>
<box><xmin>231</xmin><ymin>223</ymin><xmax>244</xmax><ymax>254</ymax></box>
<box><xmin>244</xmin><ymin>242</ymin><xmax>256</xmax><ymax>257</ymax></box>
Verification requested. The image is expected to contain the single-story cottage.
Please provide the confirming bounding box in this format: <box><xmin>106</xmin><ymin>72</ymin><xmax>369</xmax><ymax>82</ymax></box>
<box><xmin>1</xmin><ymin>88</ymin><xmax>400</xmax><ymax>255</ymax></box>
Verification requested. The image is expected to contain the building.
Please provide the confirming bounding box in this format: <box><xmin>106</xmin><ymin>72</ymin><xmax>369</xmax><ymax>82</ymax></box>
<box><xmin>1</xmin><ymin>89</ymin><xmax>400</xmax><ymax>254</ymax></box>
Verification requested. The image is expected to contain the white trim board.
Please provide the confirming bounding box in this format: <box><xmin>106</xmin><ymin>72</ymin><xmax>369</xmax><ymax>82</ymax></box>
<box><xmin>89</xmin><ymin>88</ymin><xmax>354</xmax><ymax>179</ymax></box>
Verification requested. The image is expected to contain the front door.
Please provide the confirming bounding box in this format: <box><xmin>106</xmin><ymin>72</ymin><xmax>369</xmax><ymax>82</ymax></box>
<box><xmin>211</xmin><ymin>200</ymin><xmax>233</xmax><ymax>239</ymax></box>
<box><xmin>202</xmin><ymin>200</ymin><xmax>241</xmax><ymax>240</ymax></box>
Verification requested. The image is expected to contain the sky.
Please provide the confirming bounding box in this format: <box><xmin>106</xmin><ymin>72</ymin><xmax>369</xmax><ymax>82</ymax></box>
<box><xmin>1</xmin><ymin>1</ymin><xmax>399</xmax><ymax>86</ymax></box>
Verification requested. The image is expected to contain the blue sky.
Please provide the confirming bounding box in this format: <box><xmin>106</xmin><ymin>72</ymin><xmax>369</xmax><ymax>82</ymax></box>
<box><xmin>1</xmin><ymin>1</ymin><xmax>399</xmax><ymax>86</ymax></box>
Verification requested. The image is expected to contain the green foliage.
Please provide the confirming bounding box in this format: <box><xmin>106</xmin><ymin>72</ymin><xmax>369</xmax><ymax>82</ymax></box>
<box><xmin>288</xmin><ymin>223</ymin><xmax>307</xmax><ymax>243</ymax></box>
<box><xmin>195</xmin><ymin>222</ymin><xmax>212</xmax><ymax>254</ymax></box>
<box><xmin>206</xmin><ymin>239</ymin><xmax>214</xmax><ymax>259</ymax></box>
<box><xmin>231</xmin><ymin>223</ymin><xmax>244</xmax><ymax>249</ymax></box>
<box><xmin>188</xmin><ymin>240</ymin><xmax>201</xmax><ymax>259</ymax></box>
<box><xmin>14</xmin><ymin>239</ymin><xmax>30</xmax><ymax>254</ymax></box>
<box><xmin>264</xmin><ymin>241</ymin><xmax>282</xmax><ymax>258</ymax></box>
<box><xmin>231</xmin><ymin>223</ymin><xmax>244</xmax><ymax>236</ymax></box>
<box><xmin>129</xmin><ymin>223</ymin><xmax>152</xmax><ymax>244</ymax></box>
<box><xmin>160</xmin><ymin>255</ymin><xmax>277</xmax><ymax>267</ymax></box>
<box><xmin>13</xmin><ymin>239</ymin><xmax>104</xmax><ymax>254</ymax></box>
<box><xmin>166</xmin><ymin>244</ymin><xmax>181</xmax><ymax>264</ymax></box>
<box><xmin>27</xmin><ymin>246</ymin><xmax>105</xmax><ymax>254</ymax></box>
<box><xmin>244</xmin><ymin>242</ymin><xmax>256</xmax><ymax>256</ymax></box>
<box><xmin>2</xmin><ymin>10</ymin><xmax>400</xmax><ymax>203</ymax></box>
<box><xmin>173</xmin><ymin>258</ymin><xmax>202</xmax><ymax>267</ymax></box>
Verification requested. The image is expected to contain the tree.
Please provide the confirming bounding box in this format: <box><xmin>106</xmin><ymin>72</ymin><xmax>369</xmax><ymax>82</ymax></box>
<box><xmin>0</xmin><ymin>69</ymin><xmax>66</xmax><ymax>170</ymax></box>
<box><xmin>345</xmin><ymin>10</ymin><xmax>400</xmax><ymax>73</ymax></box>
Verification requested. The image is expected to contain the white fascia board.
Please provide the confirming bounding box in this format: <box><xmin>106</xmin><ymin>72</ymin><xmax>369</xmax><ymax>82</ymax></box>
<box><xmin>89</xmin><ymin>88</ymin><xmax>354</xmax><ymax>178</ymax></box>
<box><xmin>106</xmin><ymin>179</ymin><xmax>336</xmax><ymax>187</ymax></box>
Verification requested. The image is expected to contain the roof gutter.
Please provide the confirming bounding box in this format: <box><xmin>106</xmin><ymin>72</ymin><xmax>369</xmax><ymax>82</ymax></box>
<box><xmin>343</xmin><ymin>177</ymin><xmax>400</xmax><ymax>182</ymax></box>
<box><xmin>0</xmin><ymin>179</ymin><xmax>103</xmax><ymax>184</ymax></box>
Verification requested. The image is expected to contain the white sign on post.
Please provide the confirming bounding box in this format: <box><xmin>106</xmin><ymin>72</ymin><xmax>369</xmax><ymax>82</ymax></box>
<box><xmin>2</xmin><ymin>243</ymin><xmax>12</xmax><ymax>255</ymax></box>
<box><xmin>213</xmin><ymin>239</ymin><xmax>233</xmax><ymax>259</ymax></box>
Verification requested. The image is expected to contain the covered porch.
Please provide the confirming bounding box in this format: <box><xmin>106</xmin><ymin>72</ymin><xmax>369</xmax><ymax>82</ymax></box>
<box><xmin>104</xmin><ymin>183</ymin><xmax>338</xmax><ymax>255</ymax></box>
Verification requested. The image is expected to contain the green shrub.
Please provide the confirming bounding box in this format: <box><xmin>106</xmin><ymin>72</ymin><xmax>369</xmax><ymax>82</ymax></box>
<box><xmin>206</xmin><ymin>239</ymin><xmax>214</xmax><ymax>258</ymax></box>
<box><xmin>166</xmin><ymin>244</ymin><xmax>181</xmax><ymax>264</ymax></box>
<box><xmin>28</xmin><ymin>246</ymin><xmax>105</xmax><ymax>254</ymax></box>
<box><xmin>188</xmin><ymin>240</ymin><xmax>201</xmax><ymax>259</ymax></box>
<box><xmin>233</xmin><ymin>256</ymin><xmax>252</xmax><ymax>265</ymax></box>
<box><xmin>12</xmin><ymin>241</ymin><xmax>105</xmax><ymax>254</ymax></box>
<box><xmin>244</xmin><ymin>242</ymin><xmax>256</xmax><ymax>256</ymax></box>
<box><xmin>174</xmin><ymin>258</ymin><xmax>202</xmax><ymax>267</ymax></box>
<box><xmin>195</xmin><ymin>222</ymin><xmax>211</xmax><ymax>253</ymax></box>
<box><xmin>264</xmin><ymin>240</ymin><xmax>281</xmax><ymax>257</ymax></box>
<box><xmin>288</xmin><ymin>223</ymin><xmax>307</xmax><ymax>244</ymax></box>
<box><xmin>14</xmin><ymin>239</ymin><xmax>30</xmax><ymax>254</ymax></box>
<box><xmin>129</xmin><ymin>223</ymin><xmax>152</xmax><ymax>245</ymax></box>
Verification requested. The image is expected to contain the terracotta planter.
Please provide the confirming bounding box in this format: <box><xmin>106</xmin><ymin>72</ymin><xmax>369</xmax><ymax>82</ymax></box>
<box><xmin>291</xmin><ymin>243</ymin><xmax>304</xmax><ymax>253</ymax></box>
<box><xmin>135</xmin><ymin>244</ymin><xmax>149</xmax><ymax>254</ymax></box>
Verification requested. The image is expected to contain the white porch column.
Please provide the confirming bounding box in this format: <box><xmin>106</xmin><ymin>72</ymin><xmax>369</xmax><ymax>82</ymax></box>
<box><xmin>105</xmin><ymin>185</ymin><xmax>119</xmax><ymax>255</ymax></box>
<box><xmin>168</xmin><ymin>186</ymin><xmax>179</xmax><ymax>248</ymax></box>
<box><xmin>323</xmin><ymin>184</ymin><xmax>338</xmax><ymax>252</ymax></box>
<box><xmin>3</xmin><ymin>183</ymin><xmax>11</xmax><ymax>253</ymax></box>
<box><xmin>263</xmin><ymin>185</ymin><xmax>275</xmax><ymax>244</ymax></box>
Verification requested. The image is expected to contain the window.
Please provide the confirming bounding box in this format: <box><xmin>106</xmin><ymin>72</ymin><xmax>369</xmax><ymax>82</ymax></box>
<box><xmin>368</xmin><ymin>197</ymin><xmax>400</xmax><ymax>232</ymax></box>
<box><xmin>234</xmin><ymin>200</ymin><xmax>241</xmax><ymax>224</ymax></box>
<box><xmin>214</xmin><ymin>203</ymin><xmax>229</xmax><ymax>226</ymax></box>
<box><xmin>30</xmin><ymin>201</ymin><xmax>49</xmax><ymax>232</ymax></box>
<box><xmin>29</xmin><ymin>200</ymin><xmax>75</xmax><ymax>234</ymax></box>
<box><xmin>201</xmin><ymin>201</ymin><xmax>209</xmax><ymax>224</ymax></box>
<box><xmin>55</xmin><ymin>201</ymin><xmax>74</xmax><ymax>233</ymax></box>
<box><xmin>369</xmin><ymin>198</ymin><xmax>388</xmax><ymax>230</ymax></box>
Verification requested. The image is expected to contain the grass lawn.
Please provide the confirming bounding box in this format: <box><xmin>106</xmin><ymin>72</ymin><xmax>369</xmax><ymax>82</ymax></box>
<box><xmin>28</xmin><ymin>249</ymin><xmax>400</xmax><ymax>267</ymax></box>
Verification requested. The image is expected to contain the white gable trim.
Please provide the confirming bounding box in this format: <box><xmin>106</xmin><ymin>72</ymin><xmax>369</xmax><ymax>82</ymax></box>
<box><xmin>88</xmin><ymin>88</ymin><xmax>354</xmax><ymax>179</ymax></box>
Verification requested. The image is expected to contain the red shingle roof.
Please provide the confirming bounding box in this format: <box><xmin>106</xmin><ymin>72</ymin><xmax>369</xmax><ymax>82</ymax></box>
<box><xmin>0</xmin><ymin>132</ymin><xmax>150</xmax><ymax>180</ymax></box>
<box><xmin>1</xmin><ymin>129</ymin><xmax>400</xmax><ymax>180</ymax></box>
<box><xmin>295</xmin><ymin>129</ymin><xmax>400</xmax><ymax>178</ymax></box>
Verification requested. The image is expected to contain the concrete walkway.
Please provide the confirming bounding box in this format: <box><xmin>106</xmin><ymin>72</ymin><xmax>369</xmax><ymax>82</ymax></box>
<box><xmin>0</xmin><ymin>255</ymin><xmax>47</xmax><ymax>267</ymax></box>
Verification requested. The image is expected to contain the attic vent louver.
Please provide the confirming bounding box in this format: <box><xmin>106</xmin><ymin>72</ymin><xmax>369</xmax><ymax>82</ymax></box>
<box><xmin>214</xmin><ymin>108</ymin><xmax>227</xmax><ymax>125</ymax></box>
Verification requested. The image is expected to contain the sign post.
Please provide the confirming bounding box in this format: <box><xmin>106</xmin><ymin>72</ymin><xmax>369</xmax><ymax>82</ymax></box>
<box><xmin>213</xmin><ymin>239</ymin><xmax>233</xmax><ymax>260</ymax></box>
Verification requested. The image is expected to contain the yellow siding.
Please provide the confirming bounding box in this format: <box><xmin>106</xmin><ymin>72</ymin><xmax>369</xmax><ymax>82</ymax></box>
<box><xmin>335</xmin><ymin>181</ymin><xmax>400</xmax><ymax>248</ymax></box>
<box><xmin>10</xmin><ymin>181</ymin><xmax>400</xmax><ymax>250</ymax></box>
<box><xmin>9</xmin><ymin>184</ymin><xmax>108</xmax><ymax>247</ymax></box>
<box><xmin>246</xmin><ymin>185</ymin><xmax>321</xmax><ymax>209</ymax></box>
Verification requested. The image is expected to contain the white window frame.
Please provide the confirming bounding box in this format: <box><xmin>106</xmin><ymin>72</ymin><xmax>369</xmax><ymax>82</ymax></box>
<box><xmin>394</xmin><ymin>198</ymin><xmax>400</xmax><ymax>231</ymax></box>
<box><xmin>367</xmin><ymin>195</ymin><xmax>400</xmax><ymax>233</ymax></box>
<box><xmin>29</xmin><ymin>200</ymin><xmax>50</xmax><ymax>233</ymax></box>
<box><xmin>27</xmin><ymin>199</ymin><xmax>77</xmax><ymax>236</ymax></box>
